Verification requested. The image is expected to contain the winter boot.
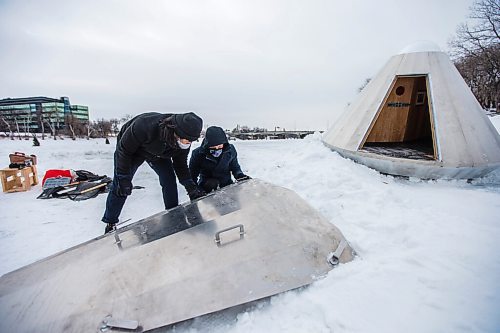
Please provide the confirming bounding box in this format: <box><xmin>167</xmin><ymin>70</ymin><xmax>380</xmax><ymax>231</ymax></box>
<box><xmin>104</xmin><ymin>223</ymin><xmax>116</xmax><ymax>234</ymax></box>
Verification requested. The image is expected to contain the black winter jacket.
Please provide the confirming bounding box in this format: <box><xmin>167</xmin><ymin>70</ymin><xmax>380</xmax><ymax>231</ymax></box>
<box><xmin>115</xmin><ymin>112</ymin><xmax>193</xmax><ymax>186</ymax></box>
<box><xmin>189</xmin><ymin>130</ymin><xmax>244</xmax><ymax>187</ymax></box>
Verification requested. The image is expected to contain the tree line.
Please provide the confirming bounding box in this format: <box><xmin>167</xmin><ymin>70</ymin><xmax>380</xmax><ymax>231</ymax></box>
<box><xmin>449</xmin><ymin>0</ymin><xmax>499</xmax><ymax>110</ymax></box>
<box><xmin>0</xmin><ymin>113</ymin><xmax>133</xmax><ymax>140</ymax></box>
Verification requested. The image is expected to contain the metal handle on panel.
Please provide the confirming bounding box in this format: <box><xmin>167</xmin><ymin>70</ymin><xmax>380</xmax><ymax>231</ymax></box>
<box><xmin>327</xmin><ymin>239</ymin><xmax>347</xmax><ymax>266</ymax></box>
<box><xmin>215</xmin><ymin>224</ymin><xmax>245</xmax><ymax>245</ymax></box>
<box><xmin>100</xmin><ymin>315</ymin><xmax>140</xmax><ymax>332</ymax></box>
<box><xmin>113</xmin><ymin>224</ymin><xmax>147</xmax><ymax>251</ymax></box>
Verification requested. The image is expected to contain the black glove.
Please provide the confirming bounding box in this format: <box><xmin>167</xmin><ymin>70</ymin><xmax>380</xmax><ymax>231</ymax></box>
<box><xmin>115</xmin><ymin>177</ymin><xmax>132</xmax><ymax>197</ymax></box>
<box><xmin>236</xmin><ymin>175</ymin><xmax>252</xmax><ymax>181</ymax></box>
<box><xmin>189</xmin><ymin>187</ymin><xmax>206</xmax><ymax>200</ymax></box>
<box><xmin>185</xmin><ymin>183</ymin><xmax>206</xmax><ymax>200</ymax></box>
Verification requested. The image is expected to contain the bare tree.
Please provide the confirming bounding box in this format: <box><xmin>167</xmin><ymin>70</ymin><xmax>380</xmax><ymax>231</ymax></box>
<box><xmin>65</xmin><ymin>114</ymin><xmax>80</xmax><ymax>139</ymax></box>
<box><xmin>85</xmin><ymin>121</ymin><xmax>93</xmax><ymax>140</ymax></box>
<box><xmin>23</xmin><ymin>114</ymin><xmax>31</xmax><ymax>139</ymax></box>
<box><xmin>121</xmin><ymin>114</ymin><xmax>133</xmax><ymax>123</ymax></box>
<box><xmin>45</xmin><ymin>119</ymin><xmax>57</xmax><ymax>140</ymax></box>
<box><xmin>14</xmin><ymin>117</ymin><xmax>22</xmax><ymax>140</ymax></box>
<box><xmin>450</xmin><ymin>0</ymin><xmax>499</xmax><ymax>59</ymax></box>
<box><xmin>68</xmin><ymin>124</ymin><xmax>76</xmax><ymax>140</ymax></box>
<box><xmin>44</xmin><ymin>103</ymin><xmax>65</xmax><ymax>139</ymax></box>
<box><xmin>43</xmin><ymin>106</ymin><xmax>59</xmax><ymax>140</ymax></box>
<box><xmin>40</xmin><ymin>119</ymin><xmax>46</xmax><ymax>140</ymax></box>
<box><xmin>0</xmin><ymin>117</ymin><xmax>14</xmax><ymax>139</ymax></box>
<box><xmin>92</xmin><ymin>119</ymin><xmax>113</xmax><ymax>138</ymax></box>
<box><xmin>64</xmin><ymin>114</ymin><xmax>89</xmax><ymax>138</ymax></box>
<box><xmin>72</xmin><ymin>120</ymin><xmax>87</xmax><ymax>137</ymax></box>
<box><xmin>23</xmin><ymin>117</ymin><xmax>30</xmax><ymax>140</ymax></box>
<box><xmin>110</xmin><ymin>118</ymin><xmax>120</xmax><ymax>136</ymax></box>
<box><xmin>449</xmin><ymin>0</ymin><xmax>500</xmax><ymax>110</ymax></box>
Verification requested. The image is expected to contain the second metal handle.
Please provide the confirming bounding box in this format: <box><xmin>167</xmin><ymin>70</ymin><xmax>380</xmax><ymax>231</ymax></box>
<box><xmin>215</xmin><ymin>224</ymin><xmax>245</xmax><ymax>245</ymax></box>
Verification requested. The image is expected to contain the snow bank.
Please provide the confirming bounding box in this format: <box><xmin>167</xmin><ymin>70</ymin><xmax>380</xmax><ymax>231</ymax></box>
<box><xmin>0</xmin><ymin>118</ymin><xmax>499</xmax><ymax>332</ymax></box>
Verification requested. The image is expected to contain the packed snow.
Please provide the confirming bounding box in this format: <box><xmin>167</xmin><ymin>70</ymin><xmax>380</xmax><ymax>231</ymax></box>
<box><xmin>1</xmin><ymin>117</ymin><xmax>500</xmax><ymax>333</ymax></box>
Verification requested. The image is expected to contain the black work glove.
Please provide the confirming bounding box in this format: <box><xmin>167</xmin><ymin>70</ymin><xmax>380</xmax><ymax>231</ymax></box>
<box><xmin>236</xmin><ymin>175</ymin><xmax>252</xmax><ymax>181</ymax></box>
<box><xmin>185</xmin><ymin>183</ymin><xmax>206</xmax><ymax>201</ymax></box>
<box><xmin>115</xmin><ymin>177</ymin><xmax>132</xmax><ymax>197</ymax></box>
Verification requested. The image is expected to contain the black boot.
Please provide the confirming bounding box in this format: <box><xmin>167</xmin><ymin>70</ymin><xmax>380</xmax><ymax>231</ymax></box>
<box><xmin>104</xmin><ymin>223</ymin><xmax>116</xmax><ymax>234</ymax></box>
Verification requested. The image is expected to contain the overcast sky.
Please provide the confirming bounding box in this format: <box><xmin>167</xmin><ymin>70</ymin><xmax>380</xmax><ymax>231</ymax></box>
<box><xmin>0</xmin><ymin>0</ymin><xmax>474</xmax><ymax>130</ymax></box>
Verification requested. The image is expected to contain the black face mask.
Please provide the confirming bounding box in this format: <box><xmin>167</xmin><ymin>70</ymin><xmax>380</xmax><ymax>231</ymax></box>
<box><xmin>209</xmin><ymin>148</ymin><xmax>223</xmax><ymax>158</ymax></box>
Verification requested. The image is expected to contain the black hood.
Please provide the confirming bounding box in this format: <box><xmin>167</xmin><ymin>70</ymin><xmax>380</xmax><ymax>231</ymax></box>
<box><xmin>202</xmin><ymin>126</ymin><xmax>228</xmax><ymax>149</ymax></box>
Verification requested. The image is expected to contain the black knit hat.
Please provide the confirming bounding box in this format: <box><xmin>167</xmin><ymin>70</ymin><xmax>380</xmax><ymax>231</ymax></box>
<box><xmin>205</xmin><ymin>126</ymin><xmax>228</xmax><ymax>147</ymax></box>
<box><xmin>172</xmin><ymin>112</ymin><xmax>203</xmax><ymax>141</ymax></box>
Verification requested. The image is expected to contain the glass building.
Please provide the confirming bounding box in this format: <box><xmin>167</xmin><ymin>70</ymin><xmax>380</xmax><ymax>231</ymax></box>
<box><xmin>0</xmin><ymin>96</ymin><xmax>89</xmax><ymax>133</ymax></box>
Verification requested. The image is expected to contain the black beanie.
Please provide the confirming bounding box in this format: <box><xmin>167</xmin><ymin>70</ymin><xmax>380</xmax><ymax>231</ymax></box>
<box><xmin>172</xmin><ymin>112</ymin><xmax>203</xmax><ymax>141</ymax></box>
<box><xmin>205</xmin><ymin>126</ymin><xmax>228</xmax><ymax>147</ymax></box>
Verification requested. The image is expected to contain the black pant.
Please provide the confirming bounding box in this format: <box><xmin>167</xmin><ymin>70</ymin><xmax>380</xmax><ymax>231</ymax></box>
<box><xmin>102</xmin><ymin>157</ymin><xmax>178</xmax><ymax>224</ymax></box>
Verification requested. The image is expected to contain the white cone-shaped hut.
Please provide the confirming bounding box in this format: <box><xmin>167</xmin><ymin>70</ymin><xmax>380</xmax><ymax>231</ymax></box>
<box><xmin>322</xmin><ymin>42</ymin><xmax>500</xmax><ymax>179</ymax></box>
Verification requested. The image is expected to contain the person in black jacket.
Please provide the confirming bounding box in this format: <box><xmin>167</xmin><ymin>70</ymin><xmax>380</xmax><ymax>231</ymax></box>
<box><xmin>190</xmin><ymin>126</ymin><xmax>250</xmax><ymax>193</ymax></box>
<box><xmin>102</xmin><ymin>112</ymin><xmax>206</xmax><ymax>234</ymax></box>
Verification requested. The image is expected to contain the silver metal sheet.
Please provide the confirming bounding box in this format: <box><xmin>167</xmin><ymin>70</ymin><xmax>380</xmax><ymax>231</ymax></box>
<box><xmin>0</xmin><ymin>179</ymin><xmax>354</xmax><ymax>332</ymax></box>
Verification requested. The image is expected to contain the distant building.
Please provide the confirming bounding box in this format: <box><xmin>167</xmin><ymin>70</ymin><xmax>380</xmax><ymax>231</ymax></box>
<box><xmin>0</xmin><ymin>96</ymin><xmax>89</xmax><ymax>133</ymax></box>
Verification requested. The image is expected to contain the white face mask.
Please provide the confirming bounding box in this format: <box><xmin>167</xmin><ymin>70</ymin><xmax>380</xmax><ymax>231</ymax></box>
<box><xmin>177</xmin><ymin>139</ymin><xmax>191</xmax><ymax>149</ymax></box>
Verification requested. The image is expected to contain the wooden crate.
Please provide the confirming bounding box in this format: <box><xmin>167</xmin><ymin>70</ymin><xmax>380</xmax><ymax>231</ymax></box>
<box><xmin>1</xmin><ymin>166</ymin><xmax>38</xmax><ymax>193</ymax></box>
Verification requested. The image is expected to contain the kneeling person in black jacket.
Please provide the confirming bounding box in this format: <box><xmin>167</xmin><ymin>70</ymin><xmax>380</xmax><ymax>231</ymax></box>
<box><xmin>102</xmin><ymin>112</ymin><xmax>206</xmax><ymax>234</ymax></box>
<box><xmin>190</xmin><ymin>126</ymin><xmax>250</xmax><ymax>193</ymax></box>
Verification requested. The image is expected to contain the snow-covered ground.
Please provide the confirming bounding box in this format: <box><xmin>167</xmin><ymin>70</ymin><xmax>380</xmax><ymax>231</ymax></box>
<box><xmin>1</xmin><ymin>117</ymin><xmax>500</xmax><ymax>333</ymax></box>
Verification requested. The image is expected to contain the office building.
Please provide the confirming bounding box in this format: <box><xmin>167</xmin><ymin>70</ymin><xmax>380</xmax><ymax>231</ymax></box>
<box><xmin>0</xmin><ymin>96</ymin><xmax>89</xmax><ymax>133</ymax></box>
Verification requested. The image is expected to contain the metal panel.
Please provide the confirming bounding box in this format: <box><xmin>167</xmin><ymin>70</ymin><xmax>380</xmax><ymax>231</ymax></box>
<box><xmin>0</xmin><ymin>179</ymin><xmax>354</xmax><ymax>332</ymax></box>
